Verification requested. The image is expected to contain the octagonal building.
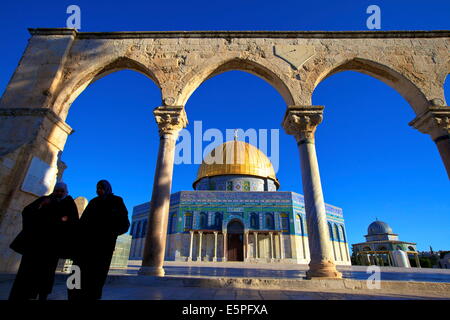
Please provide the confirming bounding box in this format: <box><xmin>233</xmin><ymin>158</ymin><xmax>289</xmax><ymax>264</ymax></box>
<box><xmin>130</xmin><ymin>139</ymin><xmax>351</xmax><ymax>265</ymax></box>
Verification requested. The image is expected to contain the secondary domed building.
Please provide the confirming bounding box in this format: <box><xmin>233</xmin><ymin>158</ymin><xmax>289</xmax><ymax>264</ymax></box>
<box><xmin>130</xmin><ymin>139</ymin><xmax>351</xmax><ymax>265</ymax></box>
<box><xmin>352</xmin><ymin>220</ymin><xmax>420</xmax><ymax>267</ymax></box>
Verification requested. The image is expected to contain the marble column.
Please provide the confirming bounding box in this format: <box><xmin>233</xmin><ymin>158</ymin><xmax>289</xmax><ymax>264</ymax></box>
<box><xmin>213</xmin><ymin>231</ymin><xmax>218</xmax><ymax>262</ymax></box>
<box><xmin>139</xmin><ymin>106</ymin><xmax>188</xmax><ymax>276</ymax></box>
<box><xmin>269</xmin><ymin>232</ymin><xmax>274</xmax><ymax>261</ymax></box>
<box><xmin>244</xmin><ymin>231</ymin><xmax>249</xmax><ymax>261</ymax></box>
<box><xmin>282</xmin><ymin>105</ymin><xmax>342</xmax><ymax>278</ymax></box>
<box><xmin>198</xmin><ymin>231</ymin><xmax>203</xmax><ymax>261</ymax></box>
<box><xmin>409</xmin><ymin>105</ymin><xmax>450</xmax><ymax>179</ymax></box>
<box><xmin>223</xmin><ymin>232</ymin><xmax>228</xmax><ymax>261</ymax></box>
<box><xmin>279</xmin><ymin>232</ymin><xmax>285</xmax><ymax>260</ymax></box>
<box><xmin>188</xmin><ymin>231</ymin><xmax>194</xmax><ymax>262</ymax></box>
<box><xmin>254</xmin><ymin>232</ymin><xmax>259</xmax><ymax>259</ymax></box>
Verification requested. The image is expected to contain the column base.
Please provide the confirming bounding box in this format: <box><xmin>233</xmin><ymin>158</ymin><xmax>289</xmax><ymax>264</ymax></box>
<box><xmin>306</xmin><ymin>260</ymin><xmax>342</xmax><ymax>279</ymax></box>
<box><xmin>138</xmin><ymin>266</ymin><xmax>165</xmax><ymax>277</ymax></box>
<box><xmin>213</xmin><ymin>257</ymin><xmax>217</xmax><ymax>262</ymax></box>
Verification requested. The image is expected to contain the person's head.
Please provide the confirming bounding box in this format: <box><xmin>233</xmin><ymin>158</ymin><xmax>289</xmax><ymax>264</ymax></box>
<box><xmin>52</xmin><ymin>182</ymin><xmax>68</xmax><ymax>200</ymax></box>
<box><xmin>96</xmin><ymin>180</ymin><xmax>113</xmax><ymax>197</ymax></box>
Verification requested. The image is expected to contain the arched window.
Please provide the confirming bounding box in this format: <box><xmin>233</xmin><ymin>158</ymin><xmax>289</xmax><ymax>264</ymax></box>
<box><xmin>130</xmin><ymin>222</ymin><xmax>136</xmax><ymax>238</ymax></box>
<box><xmin>408</xmin><ymin>246</ymin><xmax>415</xmax><ymax>252</ymax></box>
<box><xmin>184</xmin><ymin>212</ymin><xmax>193</xmax><ymax>229</ymax></box>
<box><xmin>334</xmin><ymin>224</ymin><xmax>340</xmax><ymax>242</ymax></box>
<box><xmin>141</xmin><ymin>220</ymin><xmax>148</xmax><ymax>238</ymax></box>
<box><xmin>265</xmin><ymin>213</ymin><xmax>274</xmax><ymax>230</ymax></box>
<box><xmin>214</xmin><ymin>212</ymin><xmax>222</xmax><ymax>228</ymax></box>
<box><xmin>200</xmin><ymin>212</ymin><xmax>208</xmax><ymax>229</ymax></box>
<box><xmin>250</xmin><ymin>213</ymin><xmax>259</xmax><ymax>229</ymax></box>
<box><xmin>280</xmin><ymin>213</ymin><xmax>289</xmax><ymax>231</ymax></box>
<box><xmin>298</xmin><ymin>215</ymin><xmax>305</xmax><ymax>235</ymax></box>
<box><xmin>363</xmin><ymin>246</ymin><xmax>371</xmax><ymax>251</ymax></box>
<box><xmin>295</xmin><ymin>215</ymin><xmax>301</xmax><ymax>234</ymax></box>
<box><xmin>170</xmin><ymin>214</ymin><xmax>178</xmax><ymax>233</ymax></box>
<box><xmin>136</xmin><ymin>221</ymin><xmax>142</xmax><ymax>238</ymax></box>
<box><xmin>340</xmin><ymin>225</ymin><xmax>347</xmax><ymax>242</ymax></box>
<box><xmin>328</xmin><ymin>222</ymin><xmax>334</xmax><ymax>241</ymax></box>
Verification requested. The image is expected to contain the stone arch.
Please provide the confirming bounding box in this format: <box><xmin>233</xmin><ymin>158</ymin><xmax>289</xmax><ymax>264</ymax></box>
<box><xmin>177</xmin><ymin>57</ymin><xmax>296</xmax><ymax>107</ymax></box>
<box><xmin>52</xmin><ymin>56</ymin><xmax>162</xmax><ymax>120</ymax></box>
<box><xmin>311</xmin><ymin>57</ymin><xmax>430</xmax><ymax>115</ymax></box>
<box><xmin>227</xmin><ymin>218</ymin><xmax>245</xmax><ymax>233</ymax></box>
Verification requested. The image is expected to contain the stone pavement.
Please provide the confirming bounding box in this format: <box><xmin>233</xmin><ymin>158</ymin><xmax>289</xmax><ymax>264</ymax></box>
<box><xmin>1</xmin><ymin>271</ymin><xmax>450</xmax><ymax>300</ymax></box>
<box><xmin>2</xmin><ymin>261</ymin><xmax>450</xmax><ymax>300</ymax></box>
<box><xmin>1</xmin><ymin>278</ymin><xmax>444</xmax><ymax>300</ymax></box>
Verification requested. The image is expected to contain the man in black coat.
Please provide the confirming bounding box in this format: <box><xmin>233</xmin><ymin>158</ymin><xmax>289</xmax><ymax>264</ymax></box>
<box><xmin>69</xmin><ymin>180</ymin><xmax>130</xmax><ymax>300</ymax></box>
<box><xmin>9</xmin><ymin>182</ymin><xmax>79</xmax><ymax>300</ymax></box>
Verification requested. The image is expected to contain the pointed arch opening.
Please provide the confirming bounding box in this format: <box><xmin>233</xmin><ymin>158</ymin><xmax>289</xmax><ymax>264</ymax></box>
<box><xmin>179</xmin><ymin>57</ymin><xmax>295</xmax><ymax>107</ymax></box>
<box><xmin>54</xmin><ymin>56</ymin><xmax>161</xmax><ymax>120</ymax></box>
<box><xmin>313</xmin><ymin>58</ymin><xmax>429</xmax><ymax>115</ymax></box>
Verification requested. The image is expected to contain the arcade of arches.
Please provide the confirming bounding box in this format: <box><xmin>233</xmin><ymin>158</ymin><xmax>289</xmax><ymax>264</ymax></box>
<box><xmin>0</xmin><ymin>29</ymin><xmax>449</xmax><ymax>279</ymax></box>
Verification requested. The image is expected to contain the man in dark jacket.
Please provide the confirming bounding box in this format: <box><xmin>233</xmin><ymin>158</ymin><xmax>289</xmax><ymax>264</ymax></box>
<box><xmin>69</xmin><ymin>180</ymin><xmax>130</xmax><ymax>300</ymax></box>
<box><xmin>9</xmin><ymin>182</ymin><xmax>79</xmax><ymax>300</ymax></box>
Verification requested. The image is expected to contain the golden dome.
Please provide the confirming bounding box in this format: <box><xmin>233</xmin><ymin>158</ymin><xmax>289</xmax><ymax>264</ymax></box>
<box><xmin>193</xmin><ymin>140</ymin><xmax>280</xmax><ymax>189</ymax></box>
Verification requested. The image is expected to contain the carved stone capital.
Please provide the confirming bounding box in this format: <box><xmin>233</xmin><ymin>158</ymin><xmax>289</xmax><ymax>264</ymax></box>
<box><xmin>153</xmin><ymin>106</ymin><xmax>188</xmax><ymax>136</ymax></box>
<box><xmin>282</xmin><ymin>105</ymin><xmax>324</xmax><ymax>143</ymax></box>
<box><xmin>409</xmin><ymin>106</ymin><xmax>450</xmax><ymax>141</ymax></box>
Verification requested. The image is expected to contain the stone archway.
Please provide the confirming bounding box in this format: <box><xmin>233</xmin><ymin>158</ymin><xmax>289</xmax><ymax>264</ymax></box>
<box><xmin>0</xmin><ymin>28</ymin><xmax>448</xmax><ymax>277</ymax></box>
<box><xmin>226</xmin><ymin>220</ymin><xmax>245</xmax><ymax>262</ymax></box>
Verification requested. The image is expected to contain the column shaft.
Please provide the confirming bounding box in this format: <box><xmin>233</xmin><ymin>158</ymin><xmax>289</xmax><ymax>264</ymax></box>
<box><xmin>188</xmin><ymin>231</ymin><xmax>194</xmax><ymax>261</ymax></box>
<box><xmin>139</xmin><ymin>106</ymin><xmax>187</xmax><ymax>277</ymax></box>
<box><xmin>198</xmin><ymin>231</ymin><xmax>203</xmax><ymax>261</ymax></box>
<box><xmin>223</xmin><ymin>232</ymin><xmax>227</xmax><ymax>262</ymax></box>
<box><xmin>283</xmin><ymin>105</ymin><xmax>341</xmax><ymax>278</ymax></box>
<box><xmin>279</xmin><ymin>232</ymin><xmax>285</xmax><ymax>260</ymax></box>
<box><xmin>213</xmin><ymin>232</ymin><xmax>218</xmax><ymax>262</ymax></box>
<box><xmin>269</xmin><ymin>232</ymin><xmax>274</xmax><ymax>260</ymax></box>
<box><xmin>244</xmin><ymin>232</ymin><xmax>249</xmax><ymax>261</ymax></box>
<box><xmin>254</xmin><ymin>232</ymin><xmax>259</xmax><ymax>259</ymax></box>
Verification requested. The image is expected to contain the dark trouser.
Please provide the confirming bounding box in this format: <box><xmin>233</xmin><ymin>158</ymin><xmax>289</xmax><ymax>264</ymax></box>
<box><xmin>9</xmin><ymin>253</ymin><xmax>59</xmax><ymax>300</ymax></box>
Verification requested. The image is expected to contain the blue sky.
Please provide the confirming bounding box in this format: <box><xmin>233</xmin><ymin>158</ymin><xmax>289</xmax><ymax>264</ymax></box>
<box><xmin>0</xmin><ymin>0</ymin><xmax>449</xmax><ymax>252</ymax></box>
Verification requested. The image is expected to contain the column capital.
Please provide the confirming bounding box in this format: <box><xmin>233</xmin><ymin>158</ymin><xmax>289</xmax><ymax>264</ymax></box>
<box><xmin>282</xmin><ymin>105</ymin><xmax>324</xmax><ymax>143</ymax></box>
<box><xmin>153</xmin><ymin>105</ymin><xmax>188</xmax><ymax>136</ymax></box>
<box><xmin>409</xmin><ymin>106</ymin><xmax>450</xmax><ymax>141</ymax></box>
